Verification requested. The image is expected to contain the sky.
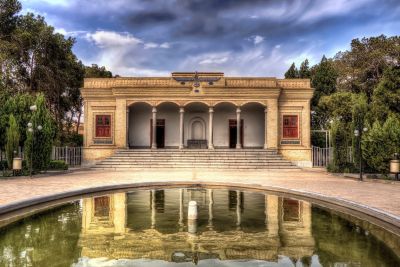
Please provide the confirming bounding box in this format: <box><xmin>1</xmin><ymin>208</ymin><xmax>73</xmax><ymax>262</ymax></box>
<box><xmin>20</xmin><ymin>0</ymin><xmax>400</xmax><ymax>77</ymax></box>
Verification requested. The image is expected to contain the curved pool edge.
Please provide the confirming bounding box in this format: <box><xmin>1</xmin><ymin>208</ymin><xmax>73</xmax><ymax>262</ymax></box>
<box><xmin>0</xmin><ymin>181</ymin><xmax>399</xmax><ymax>235</ymax></box>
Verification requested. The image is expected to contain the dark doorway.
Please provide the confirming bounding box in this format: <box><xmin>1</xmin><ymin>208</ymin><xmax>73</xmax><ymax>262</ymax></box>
<box><xmin>150</xmin><ymin>119</ymin><xmax>165</xmax><ymax>148</ymax></box>
<box><xmin>229</xmin><ymin>119</ymin><xmax>243</xmax><ymax>148</ymax></box>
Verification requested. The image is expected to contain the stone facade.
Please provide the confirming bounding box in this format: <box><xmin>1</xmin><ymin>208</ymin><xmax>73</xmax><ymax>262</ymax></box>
<box><xmin>81</xmin><ymin>72</ymin><xmax>314</xmax><ymax>166</ymax></box>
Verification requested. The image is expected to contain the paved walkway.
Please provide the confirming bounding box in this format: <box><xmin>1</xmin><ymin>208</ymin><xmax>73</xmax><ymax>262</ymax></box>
<box><xmin>0</xmin><ymin>168</ymin><xmax>399</xmax><ymax>227</ymax></box>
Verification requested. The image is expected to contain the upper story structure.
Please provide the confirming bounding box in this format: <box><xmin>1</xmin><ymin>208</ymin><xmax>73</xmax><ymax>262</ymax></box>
<box><xmin>81</xmin><ymin>72</ymin><xmax>314</xmax><ymax>166</ymax></box>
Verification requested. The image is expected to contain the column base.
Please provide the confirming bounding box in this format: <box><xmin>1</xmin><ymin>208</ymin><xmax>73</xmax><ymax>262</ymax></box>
<box><xmin>236</xmin><ymin>144</ymin><xmax>242</xmax><ymax>149</ymax></box>
<box><xmin>151</xmin><ymin>145</ymin><xmax>157</xmax><ymax>149</ymax></box>
<box><xmin>179</xmin><ymin>145</ymin><xmax>184</xmax><ymax>149</ymax></box>
<box><xmin>208</xmin><ymin>145</ymin><xmax>214</xmax><ymax>150</ymax></box>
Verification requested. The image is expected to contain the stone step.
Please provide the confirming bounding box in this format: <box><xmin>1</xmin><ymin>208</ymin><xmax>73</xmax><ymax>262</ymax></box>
<box><xmin>92</xmin><ymin>149</ymin><xmax>299</xmax><ymax>170</ymax></box>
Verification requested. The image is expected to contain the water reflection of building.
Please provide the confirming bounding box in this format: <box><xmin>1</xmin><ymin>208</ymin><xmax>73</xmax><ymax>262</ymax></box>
<box><xmin>79</xmin><ymin>189</ymin><xmax>315</xmax><ymax>263</ymax></box>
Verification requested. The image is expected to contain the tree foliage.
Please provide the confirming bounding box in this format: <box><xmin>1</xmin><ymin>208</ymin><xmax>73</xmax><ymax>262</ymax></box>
<box><xmin>284</xmin><ymin>63</ymin><xmax>299</xmax><ymax>78</ymax></box>
<box><xmin>362</xmin><ymin>115</ymin><xmax>400</xmax><ymax>173</ymax></box>
<box><xmin>334</xmin><ymin>35</ymin><xmax>400</xmax><ymax>100</ymax></box>
<box><xmin>5</xmin><ymin>114</ymin><xmax>19</xmax><ymax>168</ymax></box>
<box><xmin>370</xmin><ymin>66</ymin><xmax>400</xmax><ymax>124</ymax></box>
<box><xmin>85</xmin><ymin>64</ymin><xmax>113</xmax><ymax>78</ymax></box>
<box><xmin>299</xmin><ymin>59</ymin><xmax>311</xmax><ymax>78</ymax></box>
<box><xmin>24</xmin><ymin>94</ymin><xmax>55</xmax><ymax>172</ymax></box>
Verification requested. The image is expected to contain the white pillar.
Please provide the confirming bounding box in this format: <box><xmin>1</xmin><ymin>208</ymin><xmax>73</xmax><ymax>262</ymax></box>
<box><xmin>151</xmin><ymin>107</ymin><xmax>157</xmax><ymax>149</ymax></box>
<box><xmin>126</xmin><ymin>109</ymin><xmax>130</xmax><ymax>149</ymax></box>
<box><xmin>209</xmin><ymin>107</ymin><xmax>214</xmax><ymax>149</ymax></box>
<box><xmin>179</xmin><ymin>108</ymin><xmax>184</xmax><ymax>149</ymax></box>
<box><xmin>264</xmin><ymin>108</ymin><xmax>268</xmax><ymax>149</ymax></box>
<box><xmin>208</xmin><ymin>189</ymin><xmax>213</xmax><ymax>229</ymax></box>
<box><xmin>236</xmin><ymin>190</ymin><xmax>241</xmax><ymax>228</ymax></box>
<box><xmin>179</xmin><ymin>189</ymin><xmax>184</xmax><ymax>230</ymax></box>
<box><xmin>151</xmin><ymin>190</ymin><xmax>156</xmax><ymax>228</ymax></box>
<box><xmin>236</xmin><ymin>108</ymin><xmax>242</xmax><ymax>149</ymax></box>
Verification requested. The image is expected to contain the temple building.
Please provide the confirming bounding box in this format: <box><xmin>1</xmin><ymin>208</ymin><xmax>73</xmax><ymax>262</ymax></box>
<box><xmin>81</xmin><ymin>72</ymin><xmax>313</xmax><ymax>166</ymax></box>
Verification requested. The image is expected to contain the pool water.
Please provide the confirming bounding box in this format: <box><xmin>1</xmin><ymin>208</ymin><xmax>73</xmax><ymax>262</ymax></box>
<box><xmin>0</xmin><ymin>188</ymin><xmax>399</xmax><ymax>266</ymax></box>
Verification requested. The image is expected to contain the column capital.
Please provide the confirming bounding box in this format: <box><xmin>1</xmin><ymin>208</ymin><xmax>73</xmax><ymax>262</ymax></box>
<box><xmin>236</xmin><ymin>107</ymin><xmax>241</xmax><ymax>113</ymax></box>
<box><xmin>179</xmin><ymin>107</ymin><xmax>185</xmax><ymax>113</ymax></box>
<box><xmin>209</xmin><ymin>107</ymin><xmax>214</xmax><ymax>113</ymax></box>
<box><xmin>152</xmin><ymin>107</ymin><xmax>157</xmax><ymax>113</ymax></box>
<box><xmin>264</xmin><ymin>108</ymin><xmax>268</xmax><ymax>113</ymax></box>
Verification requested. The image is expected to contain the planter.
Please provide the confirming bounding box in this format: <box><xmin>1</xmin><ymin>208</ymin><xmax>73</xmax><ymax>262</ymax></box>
<box><xmin>12</xmin><ymin>157</ymin><xmax>22</xmax><ymax>170</ymax></box>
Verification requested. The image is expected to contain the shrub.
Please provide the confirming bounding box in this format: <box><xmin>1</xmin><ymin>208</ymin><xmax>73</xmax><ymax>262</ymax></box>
<box><xmin>331</xmin><ymin>120</ymin><xmax>351</xmax><ymax>170</ymax></box>
<box><xmin>5</xmin><ymin>115</ymin><xmax>20</xmax><ymax>169</ymax></box>
<box><xmin>362</xmin><ymin>115</ymin><xmax>400</xmax><ymax>173</ymax></box>
<box><xmin>24</xmin><ymin>94</ymin><xmax>56</xmax><ymax>172</ymax></box>
<box><xmin>48</xmin><ymin>160</ymin><xmax>68</xmax><ymax>170</ymax></box>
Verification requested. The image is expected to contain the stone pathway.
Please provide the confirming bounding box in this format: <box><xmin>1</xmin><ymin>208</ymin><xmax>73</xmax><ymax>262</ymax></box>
<box><xmin>0</xmin><ymin>168</ymin><xmax>399</xmax><ymax>225</ymax></box>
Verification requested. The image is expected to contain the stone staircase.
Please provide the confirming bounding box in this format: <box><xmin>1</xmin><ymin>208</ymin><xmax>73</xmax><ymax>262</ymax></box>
<box><xmin>92</xmin><ymin>149</ymin><xmax>299</xmax><ymax>170</ymax></box>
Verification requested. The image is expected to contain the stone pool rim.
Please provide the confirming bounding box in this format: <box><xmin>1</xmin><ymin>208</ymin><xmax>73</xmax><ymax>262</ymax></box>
<box><xmin>0</xmin><ymin>181</ymin><xmax>399</xmax><ymax>236</ymax></box>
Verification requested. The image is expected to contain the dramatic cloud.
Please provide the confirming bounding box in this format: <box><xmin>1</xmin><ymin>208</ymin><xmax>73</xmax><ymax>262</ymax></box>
<box><xmin>20</xmin><ymin>0</ymin><xmax>400</xmax><ymax>77</ymax></box>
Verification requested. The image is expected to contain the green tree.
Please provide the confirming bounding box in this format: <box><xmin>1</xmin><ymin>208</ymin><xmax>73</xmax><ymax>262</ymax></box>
<box><xmin>284</xmin><ymin>63</ymin><xmax>299</xmax><ymax>78</ymax></box>
<box><xmin>24</xmin><ymin>94</ymin><xmax>55</xmax><ymax>173</ymax></box>
<box><xmin>362</xmin><ymin>115</ymin><xmax>400</xmax><ymax>173</ymax></box>
<box><xmin>351</xmin><ymin>94</ymin><xmax>368</xmax><ymax>165</ymax></box>
<box><xmin>310</xmin><ymin>56</ymin><xmax>338</xmax><ymax>129</ymax></box>
<box><xmin>5</xmin><ymin>114</ymin><xmax>19</xmax><ymax>169</ymax></box>
<box><xmin>0</xmin><ymin>93</ymin><xmax>35</xmax><ymax>150</ymax></box>
<box><xmin>370</xmin><ymin>66</ymin><xmax>400</xmax><ymax>124</ymax></box>
<box><xmin>85</xmin><ymin>64</ymin><xmax>113</xmax><ymax>78</ymax></box>
<box><xmin>330</xmin><ymin>120</ymin><xmax>352</xmax><ymax>171</ymax></box>
<box><xmin>299</xmin><ymin>59</ymin><xmax>311</xmax><ymax>78</ymax></box>
<box><xmin>0</xmin><ymin>0</ymin><xmax>21</xmax><ymax>38</ymax></box>
<box><xmin>334</xmin><ymin>35</ymin><xmax>400</xmax><ymax>100</ymax></box>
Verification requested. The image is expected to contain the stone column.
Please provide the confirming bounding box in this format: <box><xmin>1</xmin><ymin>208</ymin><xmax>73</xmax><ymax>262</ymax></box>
<box><xmin>115</xmin><ymin>99</ymin><xmax>127</xmax><ymax>148</ymax></box>
<box><xmin>265</xmin><ymin>195</ymin><xmax>279</xmax><ymax>237</ymax></box>
<box><xmin>264</xmin><ymin>108</ymin><xmax>268</xmax><ymax>149</ymax></box>
<box><xmin>267</xmin><ymin>99</ymin><xmax>279</xmax><ymax>149</ymax></box>
<box><xmin>236</xmin><ymin>190</ymin><xmax>241</xmax><ymax>228</ymax></box>
<box><xmin>113</xmin><ymin>193</ymin><xmax>126</xmax><ymax>234</ymax></box>
<box><xmin>151</xmin><ymin>190</ymin><xmax>156</xmax><ymax>228</ymax></box>
<box><xmin>179</xmin><ymin>108</ymin><xmax>185</xmax><ymax>149</ymax></box>
<box><xmin>208</xmin><ymin>189</ymin><xmax>213</xmax><ymax>229</ymax></box>
<box><xmin>236</xmin><ymin>108</ymin><xmax>242</xmax><ymax>149</ymax></box>
<box><xmin>179</xmin><ymin>189</ymin><xmax>184</xmax><ymax>230</ymax></box>
<box><xmin>151</xmin><ymin>107</ymin><xmax>157</xmax><ymax>149</ymax></box>
<box><xmin>126</xmin><ymin>109</ymin><xmax>130</xmax><ymax>149</ymax></box>
<box><xmin>209</xmin><ymin>107</ymin><xmax>214</xmax><ymax>149</ymax></box>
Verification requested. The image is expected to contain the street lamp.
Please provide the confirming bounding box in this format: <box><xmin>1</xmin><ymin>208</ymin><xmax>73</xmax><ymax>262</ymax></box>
<box><xmin>354</xmin><ymin>127</ymin><xmax>368</xmax><ymax>181</ymax></box>
<box><xmin>27</xmin><ymin>108</ymin><xmax>42</xmax><ymax>177</ymax></box>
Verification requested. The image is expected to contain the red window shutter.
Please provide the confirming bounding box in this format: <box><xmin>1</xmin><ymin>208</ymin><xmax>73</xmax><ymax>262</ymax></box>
<box><xmin>96</xmin><ymin>115</ymin><xmax>111</xmax><ymax>138</ymax></box>
<box><xmin>283</xmin><ymin>115</ymin><xmax>298</xmax><ymax>139</ymax></box>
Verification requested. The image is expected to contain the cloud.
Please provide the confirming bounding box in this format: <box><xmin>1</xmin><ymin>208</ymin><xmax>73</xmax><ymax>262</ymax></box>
<box><xmin>85</xmin><ymin>31</ymin><xmax>143</xmax><ymax>48</ymax></box>
<box><xmin>21</xmin><ymin>0</ymin><xmax>400</xmax><ymax>77</ymax></box>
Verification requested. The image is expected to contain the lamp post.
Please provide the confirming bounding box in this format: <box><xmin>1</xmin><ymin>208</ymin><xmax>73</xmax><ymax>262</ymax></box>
<box><xmin>28</xmin><ymin>105</ymin><xmax>42</xmax><ymax>177</ymax></box>
<box><xmin>354</xmin><ymin>127</ymin><xmax>368</xmax><ymax>181</ymax></box>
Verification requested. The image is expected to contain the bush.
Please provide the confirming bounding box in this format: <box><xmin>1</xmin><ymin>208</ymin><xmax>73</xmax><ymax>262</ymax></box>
<box><xmin>24</xmin><ymin>94</ymin><xmax>56</xmax><ymax>172</ymax></box>
<box><xmin>48</xmin><ymin>160</ymin><xmax>68</xmax><ymax>170</ymax></box>
<box><xmin>362</xmin><ymin>115</ymin><xmax>400</xmax><ymax>173</ymax></box>
<box><xmin>5</xmin><ymin>115</ymin><xmax>20</xmax><ymax>169</ymax></box>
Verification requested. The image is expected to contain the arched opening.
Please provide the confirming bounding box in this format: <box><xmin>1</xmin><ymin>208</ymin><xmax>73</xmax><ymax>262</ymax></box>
<box><xmin>241</xmin><ymin>102</ymin><xmax>265</xmax><ymax>148</ymax></box>
<box><xmin>213</xmin><ymin>102</ymin><xmax>239</xmax><ymax>148</ymax></box>
<box><xmin>128</xmin><ymin>102</ymin><xmax>152</xmax><ymax>148</ymax></box>
<box><xmin>157</xmin><ymin>102</ymin><xmax>180</xmax><ymax>148</ymax></box>
<box><xmin>184</xmin><ymin>102</ymin><xmax>209</xmax><ymax>148</ymax></box>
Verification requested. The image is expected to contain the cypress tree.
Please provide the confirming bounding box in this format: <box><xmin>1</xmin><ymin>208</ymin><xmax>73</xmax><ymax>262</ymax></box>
<box><xmin>5</xmin><ymin>114</ymin><xmax>19</xmax><ymax>169</ymax></box>
<box><xmin>299</xmin><ymin>59</ymin><xmax>311</xmax><ymax>78</ymax></box>
<box><xmin>284</xmin><ymin>63</ymin><xmax>299</xmax><ymax>78</ymax></box>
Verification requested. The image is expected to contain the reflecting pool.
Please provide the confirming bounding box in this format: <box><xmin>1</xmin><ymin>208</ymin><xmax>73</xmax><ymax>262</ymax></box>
<box><xmin>0</xmin><ymin>188</ymin><xmax>399</xmax><ymax>266</ymax></box>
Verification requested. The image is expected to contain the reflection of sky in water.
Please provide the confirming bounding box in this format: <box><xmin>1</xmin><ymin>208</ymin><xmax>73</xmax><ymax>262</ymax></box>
<box><xmin>73</xmin><ymin>255</ymin><xmax>322</xmax><ymax>267</ymax></box>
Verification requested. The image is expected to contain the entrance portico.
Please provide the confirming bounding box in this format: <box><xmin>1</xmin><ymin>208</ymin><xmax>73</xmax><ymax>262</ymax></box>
<box><xmin>81</xmin><ymin>72</ymin><xmax>314</xmax><ymax>166</ymax></box>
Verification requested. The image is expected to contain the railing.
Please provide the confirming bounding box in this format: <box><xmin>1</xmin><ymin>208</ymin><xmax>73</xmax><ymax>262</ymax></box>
<box><xmin>52</xmin><ymin>147</ymin><xmax>82</xmax><ymax>166</ymax></box>
<box><xmin>312</xmin><ymin>146</ymin><xmax>354</xmax><ymax>167</ymax></box>
<box><xmin>312</xmin><ymin>146</ymin><xmax>332</xmax><ymax>167</ymax></box>
<box><xmin>0</xmin><ymin>146</ymin><xmax>83</xmax><ymax>166</ymax></box>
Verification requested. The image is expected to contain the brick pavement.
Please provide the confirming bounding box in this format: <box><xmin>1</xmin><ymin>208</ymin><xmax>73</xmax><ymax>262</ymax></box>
<box><xmin>0</xmin><ymin>168</ymin><xmax>399</xmax><ymax>225</ymax></box>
